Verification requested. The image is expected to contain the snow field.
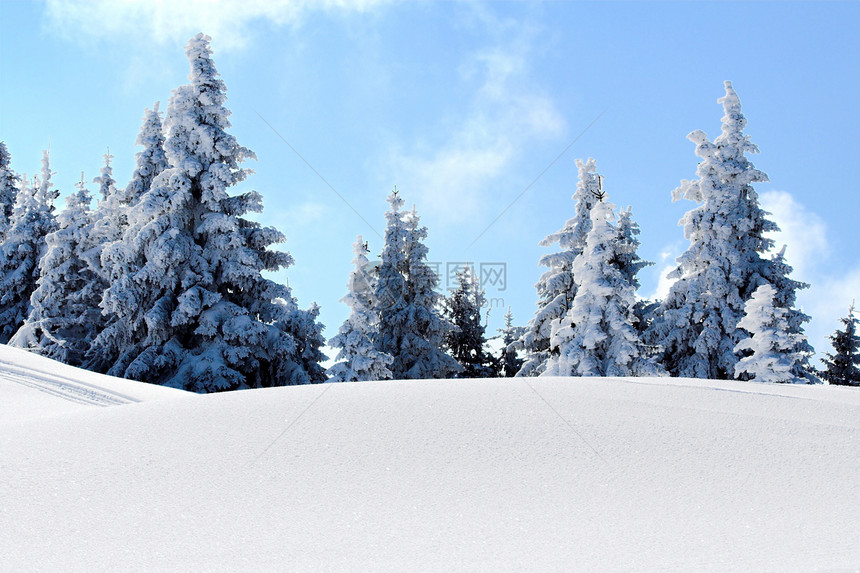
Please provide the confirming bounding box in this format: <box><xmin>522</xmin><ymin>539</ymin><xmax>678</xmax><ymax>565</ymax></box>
<box><xmin>1</xmin><ymin>347</ymin><xmax>858</xmax><ymax>571</ymax></box>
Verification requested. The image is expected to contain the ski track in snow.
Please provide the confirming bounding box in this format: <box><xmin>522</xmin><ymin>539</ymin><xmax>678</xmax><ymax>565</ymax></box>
<box><xmin>0</xmin><ymin>359</ymin><xmax>136</xmax><ymax>407</ymax></box>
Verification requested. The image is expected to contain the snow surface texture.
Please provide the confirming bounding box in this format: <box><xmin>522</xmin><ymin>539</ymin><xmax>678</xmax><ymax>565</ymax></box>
<box><xmin>1</xmin><ymin>344</ymin><xmax>858</xmax><ymax>571</ymax></box>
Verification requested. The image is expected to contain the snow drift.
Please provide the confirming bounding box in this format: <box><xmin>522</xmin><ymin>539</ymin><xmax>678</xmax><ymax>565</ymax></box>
<box><xmin>1</xmin><ymin>345</ymin><xmax>858</xmax><ymax>571</ymax></box>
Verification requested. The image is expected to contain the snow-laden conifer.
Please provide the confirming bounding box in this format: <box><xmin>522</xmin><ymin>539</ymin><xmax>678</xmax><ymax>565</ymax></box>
<box><xmin>649</xmin><ymin>82</ymin><xmax>778</xmax><ymax>379</ymax></box>
<box><xmin>0</xmin><ymin>142</ymin><xmax>20</xmax><ymax>242</ymax></box>
<box><xmin>733</xmin><ymin>283</ymin><xmax>807</xmax><ymax>384</ymax></box>
<box><xmin>0</xmin><ymin>151</ymin><xmax>58</xmax><ymax>343</ymax></box>
<box><xmin>512</xmin><ymin>158</ymin><xmax>601</xmax><ymax>376</ymax></box>
<box><xmin>445</xmin><ymin>265</ymin><xmax>494</xmax><ymax>378</ymax></box>
<box><xmin>374</xmin><ymin>190</ymin><xmax>410</xmax><ymax>374</ymax></box>
<box><xmin>86</xmin><ymin>106</ymin><xmax>169</xmax><ymax>371</ymax></box>
<box><xmin>544</xmin><ymin>199</ymin><xmax>664</xmax><ymax>377</ymax></box>
<box><xmin>497</xmin><ymin>307</ymin><xmax>525</xmax><ymax>378</ymax></box>
<box><xmin>91</xmin><ymin>34</ymin><xmax>325</xmax><ymax>391</ymax></box>
<box><xmin>820</xmin><ymin>302</ymin><xmax>860</xmax><ymax>386</ymax></box>
<box><xmin>327</xmin><ymin>236</ymin><xmax>393</xmax><ymax>382</ymax></box>
<box><xmin>400</xmin><ymin>205</ymin><xmax>460</xmax><ymax>379</ymax></box>
<box><xmin>759</xmin><ymin>246</ymin><xmax>816</xmax><ymax>382</ymax></box>
<box><xmin>11</xmin><ymin>174</ymin><xmax>100</xmax><ymax>365</ymax></box>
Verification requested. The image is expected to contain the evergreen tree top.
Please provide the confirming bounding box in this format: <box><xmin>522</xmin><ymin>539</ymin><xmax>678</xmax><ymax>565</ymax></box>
<box><xmin>93</xmin><ymin>149</ymin><xmax>116</xmax><ymax>202</ymax></box>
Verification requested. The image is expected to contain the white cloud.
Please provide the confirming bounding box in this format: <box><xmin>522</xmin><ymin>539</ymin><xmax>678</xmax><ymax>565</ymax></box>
<box><xmin>760</xmin><ymin>190</ymin><xmax>858</xmax><ymax>361</ymax></box>
<box><xmin>44</xmin><ymin>0</ymin><xmax>386</xmax><ymax>50</ymax></box>
<box><xmin>387</xmin><ymin>20</ymin><xmax>566</xmax><ymax>224</ymax></box>
<box><xmin>652</xmin><ymin>263</ymin><xmax>677</xmax><ymax>301</ymax></box>
<box><xmin>760</xmin><ymin>190</ymin><xmax>829</xmax><ymax>279</ymax></box>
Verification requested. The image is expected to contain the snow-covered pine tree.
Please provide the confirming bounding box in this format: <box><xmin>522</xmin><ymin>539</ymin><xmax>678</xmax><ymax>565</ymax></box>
<box><xmin>614</xmin><ymin>206</ymin><xmax>657</xmax><ymax>338</ymax></box>
<box><xmin>327</xmin><ymin>236</ymin><xmax>393</xmax><ymax>382</ymax></box>
<box><xmin>648</xmin><ymin>81</ymin><xmax>778</xmax><ymax>380</ymax></box>
<box><xmin>85</xmin><ymin>105</ymin><xmax>169</xmax><ymax>371</ymax></box>
<box><xmin>498</xmin><ymin>307</ymin><xmax>525</xmax><ymax>378</ymax></box>
<box><xmin>733</xmin><ymin>283</ymin><xmax>808</xmax><ymax>384</ymax></box>
<box><xmin>444</xmin><ymin>265</ymin><xmax>494</xmax><ymax>378</ymax></box>
<box><xmin>544</xmin><ymin>198</ymin><xmax>664</xmax><ymax>377</ymax></box>
<box><xmin>0</xmin><ymin>151</ymin><xmax>58</xmax><ymax>343</ymax></box>
<box><xmin>400</xmin><ymin>205</ymin><xmax>460</xmax><ymax>379</ymax></box>
<box><xmin>0</xmin><ymin>142</ymin><xmax>20</xmax><ymax>243</ymax></box>
<box><xmin>374</xmin><ymin>189</ymin><xmax>410</xmax><ymax>376</ymax></box>
<box><xmin>820</xmin><ymin>302</ymin><xmax>860</xmax><ymax>386</ymax></box>
<box><xmin>512</xmin><ymin>158</ymin><xmax>601</xmax><ymax>376</ymax></box>
<box><xmin>90</xmin><ymin>33</ymin><xmax>325</xmax><ymax>391</ymax></box>
<box><xmin>759</xmin><ymin>246</ymin><xmax>816</xmax><ymax>382</ymax></box>
<box><xmin>11</xmin><ymin>174</ymin><xmax>101</xmax><ymax>365</ymax></box>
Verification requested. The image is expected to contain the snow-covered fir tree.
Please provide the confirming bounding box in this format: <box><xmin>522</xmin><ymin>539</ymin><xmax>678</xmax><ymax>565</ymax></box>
<box><xmin>648</xmin><ymin>81</ymin><xmax>779</xmax><ymax>379</ymax></box>
<box><xmin>327</xmin><ymin>236</ymin><xmax>393</xmax><ymax>382</ymax></box>
<box><xmin>400</xmin><ymin>205</ymin><xmax>460</xmax><ymax>379</ymax></box>
<box><xmin>614</xmin><ymin>206</ymin><xmax>657</xmax><ymax>338</ymax></box>
<box><xmin>0</xmin><ymin>152</ymin><xmax>59</xmax><ymax>343</ymax></box>
<box><xmin>733</xmin><ymin>284</ymin><xmax>808</xmax><ymax>384</ymax></box>
<box><xmin>497</xmin><ymin>307</ymin><xmax>525</xmax><ymax>378</ymax></box>
<box><xmin>89</xmin><ymin>34</ymin><xmax>325</xmax><ymax>391</ymax></box>
<box><xmin>86</xmin><ymin>105</ymin><xmax>169</xmax><ymax>371</ymax></box>
<box><xmin>374</xmin><ymin>191</ymin><xmax>458</xmax><ymax>379</ymax></box>
<box><xmin>444</xmin><ymin>265</ymin><xmax>494</xmax><ymax>378</ymax></box>
<box><xmin>0</xmin><ymin>142</ymin><xmax>20</xmax><ymax>243</ymax></box>
<box><xmin>759</xmin><ymin>246</ymin><xmax>816</xmax><ymax>382</ymax></box>
<box><xmin>820</xmin><ymin>302</ymin><xmax>860</xmax><ymax>386</ymax></box>
<box><xmin>374</xmin><ymin>189</ymin><xmax>410</xmax><ymax>376</ymax></box>
<box><xmin>512</xmin><ymin>158</ymin><xmax>601</xmax><ymax>376</ymax></box>
<box><xmin>11</xmin><ymin>174</ymin><xmax>101</xmax><ymax>365</ymax></box>
<box><xmin>544</xmin><ymin>198</ymin><xmax>664</xmax><ymax>377</ymax></box>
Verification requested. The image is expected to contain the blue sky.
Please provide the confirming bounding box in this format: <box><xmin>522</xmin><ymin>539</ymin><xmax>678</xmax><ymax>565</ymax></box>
<box><xmin>1</xmin><ymin>0</ymin><xmax>858</xmax><ymax>364</ymax></box>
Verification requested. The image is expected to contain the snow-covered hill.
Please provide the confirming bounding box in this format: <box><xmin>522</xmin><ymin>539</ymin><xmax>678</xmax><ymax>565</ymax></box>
<box><xmin>1</xmin><ymin>345</ymin><xmax>858</xmax><ymax>572</ymax></box>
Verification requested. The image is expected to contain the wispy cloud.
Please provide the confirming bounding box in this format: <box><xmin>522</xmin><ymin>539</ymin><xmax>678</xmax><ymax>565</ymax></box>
<box><xmin>43</xmin><ymin>0</ymin><xmax>386</xmax><ymax>50</ymax></box>
<box><xmin>387</xmin><ymin>13</ymin><xmax>566</xmax><ymax>223</ymax></box>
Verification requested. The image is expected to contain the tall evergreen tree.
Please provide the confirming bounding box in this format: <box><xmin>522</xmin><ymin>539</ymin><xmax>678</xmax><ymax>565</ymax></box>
<box><xmin>400</xmin><ymin>205</ymin><xmax>460</xmax><ymax>379</ymax></box>
<box><xmin>512</xmin><ymin>158</ymin><xmax>601</xmax><ymax>376</ymax></box>
<box><xmin>498</xmin><ymin>307</ymin><xmax>525</xmax><ymax>378</ymax></box>
<box><xmin>327</xmin><ymin>236</ymin><xmax>393</xmax><ymax>382</ymax></box>
<box><xmin>0</xmin><ymin>151</ymin><xmax>58</xmax><ymax>343</ymax></box>
<box><xmin>374</xmin><ymin>191</ymin><xmax>458</xmax><ymax>379</ymax></box>
<box><xmin>0</xmin><ymin>142</ymin><xmax>20</xmax><ymax>243</ymax></box>
<box><xmin>90</xmin><ymin>34</ymin><xmax>325</xmax><ymax>391</ymax></box>
<box><xmin>649</xmin><ymin>81</ymin><xmax>778</xmax><ymax>379</ymax></box>
<box><xmin>820</xmin><ymin>302</ymin><xmax>860</xmax><ymax>386</ymax></box>
<box><xmin>374</xmin><ymin>189</ymin><xmax>410</xmax><ymax>375</ymax></box>
<box><xmin>444</xmin><ymin>265</ymin><xmax>494</xmax><ymax>378</ymax></box>
<box><xmin>11</xmin><ymin>174</ymin><xmax>101</xmax><ymax>365</ymax></box>
<box><xmin>733</xmin><ymin>284</ymin><xmax>808</xmax><ymax>384</ymax></box>
<box><xmin>544</xmin><ymin>199</ymin><xmax>663</xmax><ymax>377</ymax></box>
<box><xmin>86</xmin><ymin>105</ymin><xmax>169</xmax><ymax>371</ymax></box>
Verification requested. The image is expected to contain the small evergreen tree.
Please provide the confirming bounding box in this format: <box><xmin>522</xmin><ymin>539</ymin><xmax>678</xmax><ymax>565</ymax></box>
<box><xmin>760</xmin><ymin>246</ymin><xmax>816</xmax><ymax>382</ymax></box>
<box><xmin>327</xmin><ymin>236</ymin><xmax>393</xmax><ymax>382</ymax></box>
<box><xmin>0</xmin><ymin>151</ymin><xmax>58</xmax><ymax>344</ymax></box>
<box><xmin>820</xmin><ymin>302</ymin><xmax>860</xmax><ymax>386</ymax></box>
<box><xmin>0</xmin><ymin>142</ymin><xmax>20</xmax><ymax>243</ymax></box>
<box><xmin>544</xmin><ymin>199</ymin><xmax>663</xmax><ymax>377</ymax></box>
<box><xmin>444</xmin><ymin>265</ymin><xmax>494</xmax><ymax>378</ymax></box>
<box><xmin>513</xmin><ymin>158</ymin><xmax>601</xmax><ymax>376</ymax></box>
<box><xmin>498</xmin><ymin>307</ymin><xmax>525</xmax><ymax>378</ymax></box>
<box><xmin>733</xmin><ymin>284</ymin><xmax>808</xmax><ymax>384</ymax></box>
<box><xmin>649</xmin><ymin>81</ymin><xmax>778</xmax><ymax>379</ymax></box>
<box><xmin>11</xmin><ymin>174</ymin><xmax>101</xmax><ymax>365</ymax></box>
